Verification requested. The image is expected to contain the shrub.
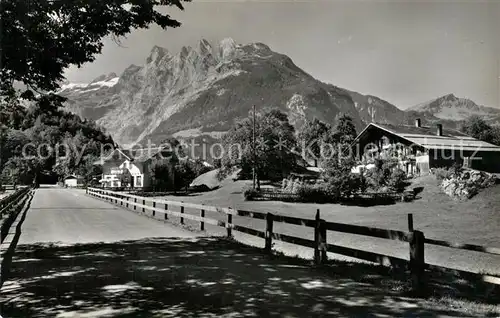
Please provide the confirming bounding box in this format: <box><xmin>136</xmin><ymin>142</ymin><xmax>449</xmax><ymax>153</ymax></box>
<box><xmin>243</xmin><ymin>188</ymin><xmax>260</xmax><ymax>201</ymax></box>
<box><xmin>433</xmin><ymin>167</ymin><xmax>455</xmax><ymax>181</ymax></box>
<box><xmin>387</xmin><ymin>168</ymin><xmax>409</xmax><ymax>193</ymax></box>
<box><xmin>296</xmin><ymin>184</ymin><xmax>330</xmax><ymax>203</ymax></box>
<box><xmin>281</xmin><ymin>177</ymin><xmax>303</xmax><ymax>194</ymax></box>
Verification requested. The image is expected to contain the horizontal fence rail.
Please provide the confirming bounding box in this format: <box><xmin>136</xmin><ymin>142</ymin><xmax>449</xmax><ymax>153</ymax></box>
<box><xmin>424</xmin><ymin>238</ymin><xmax>500</xmax><ymax>256</ymax></box>
<box><xmin>1</xmin><ymin>187</ymin><xmax>31</xmax><ymax>243</ymax></box>
<box><xmin>87</xmin><ymin>187</ymin><xmax>500</xmax><ymax>293</ymax></box>
<box><xmin>0</xmin><ymin>187</ymin><xmax>30</xmax><ymax>218</ymax></box>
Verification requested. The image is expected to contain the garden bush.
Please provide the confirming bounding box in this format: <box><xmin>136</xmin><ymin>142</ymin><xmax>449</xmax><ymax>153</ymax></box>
<box><xmin>295</xmin><ymin>183</ymin><xmax>331</xmax><ymax>203</ymax></box>
<box><xmin>387</xmin><ymin>168</ymin><xmax>409</xmax><ymax>193</ymax></box>
<box><xmin>433</xmin><ymin>167</ymin><xmax>456</xmax><ymax>181</ymax></box>
<box><xmin>243</xmin><ymin>188</ymin><xmax>260</xmax><ymax>201</ymax></box>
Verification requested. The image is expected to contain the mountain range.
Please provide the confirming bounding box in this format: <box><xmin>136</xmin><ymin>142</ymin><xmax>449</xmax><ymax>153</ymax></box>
<box><xmin>59</xmin><ymin>38</ymin><xmax>500</xmax><ymax>147</ymax></box>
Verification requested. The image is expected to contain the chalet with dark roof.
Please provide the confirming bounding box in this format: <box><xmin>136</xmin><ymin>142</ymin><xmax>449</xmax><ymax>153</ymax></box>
<box><xmin>94</xmin><ymin>147</ymin><xmax>174</xmax><ymax>188</ymax></box>
<box><xmin>353</xmin><ymin>119</ymin><xmax>500</xmax><ymax>174</ymax></box>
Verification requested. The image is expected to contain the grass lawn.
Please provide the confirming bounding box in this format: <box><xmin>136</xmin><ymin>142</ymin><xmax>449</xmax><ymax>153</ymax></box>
<box><xmin>151</xmin><ymin>175</ymin><xmax>500</xmax><ymax>275</ymax></box>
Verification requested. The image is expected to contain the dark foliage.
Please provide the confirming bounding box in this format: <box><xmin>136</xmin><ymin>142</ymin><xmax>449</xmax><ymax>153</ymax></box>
<box><xmin>220</xmin><ymin>109</ymin><xmax>297</xmax><ymax>183</ymax></box>
<box><xmin>243</xmin><ymin>188</ymin><xmax>260</xmax><ymax>201</ymax></box>
<box><xmin>1</xmin><ymin>95</ymin><xmax>113</xmax><ymax>185</ymax></box>
<box><xmin>461</xmin><ymin>115</ymin><xmax>500</xmax><ymax>146</ymax></box>
<box><xmin>387</xmin><ymin>168</ymin><xmax>410</xmax><ymax>193</ymax></box>
<box><xmin>295</xmin><ymin>184</ymin><xmax>331</xmax><ymax>203</ymax></box>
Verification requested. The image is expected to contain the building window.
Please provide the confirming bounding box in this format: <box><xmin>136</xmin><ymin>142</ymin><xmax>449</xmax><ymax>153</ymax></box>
<box><xmin>381</xmin><ymin>136</ymin><xmax>390</xmax><ymax>146</ymax></box>
<box><xmin>136</xmin><ymin>176</ymin><xmax>142</xmax><ymax>187</ymax></box>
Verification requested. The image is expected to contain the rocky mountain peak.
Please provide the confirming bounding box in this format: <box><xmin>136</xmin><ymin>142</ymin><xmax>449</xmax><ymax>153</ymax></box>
<box><xmin>197</xmin><ymin>38</ymin><xmax>213</xmax><ymax>55</ymax></box>
<box><xmin>62</xmin><ymin>37</ymin><xmax>500</xmax><ymax>149</ymax></box>
<box><xmin>90</xmin><ymin>72</ymin><xmax>118</xmax><ymax>84</ymax></box>
<box><xmin>147</xmin><ymin>45</ymin><xmax>170</xmax><ymax>64</ymax></box>
<box><xmin>409</xmin><ymin>92</ymin><xmax>500</xmax><ymax>121</ymax></box>
<box><xmin>442</xmin><ymin>93</ymin><xmax>457</xmax><ymax>101</ymax></box>
<box><xmin>218</xmin><ymin>37</ymin><xmax>238</xmax><ymax>60</ymax></box>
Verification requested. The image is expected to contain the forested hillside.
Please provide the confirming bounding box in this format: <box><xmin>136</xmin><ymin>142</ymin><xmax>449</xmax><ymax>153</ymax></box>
<box><xmin>0</xmin><ymin>0</ymin><xmax>188</xmax><ymax>186</ymax></box>
<box><xmin>0</xmin><ymin>94</ymin><xmax>115</xmax><ymax>185</ymax></box>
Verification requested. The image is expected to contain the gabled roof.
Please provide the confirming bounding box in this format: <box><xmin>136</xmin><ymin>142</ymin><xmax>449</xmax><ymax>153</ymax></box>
<box><xmin>128</xmin><ymin>147</ymin><xmax>174</xmax><ymax>162</ymax></box>
<box><xmin>355</xmin><ymin>123</ymin><xmax>500</xmax><ymax>152</ymax></box>
<box><xmin>64</xmin><ymin>175</ymin><xmax>83</xmax><ymax>180</ymax></box>
<box><xmin>93</xmin><ymin>147</ymin><xmax>174</xmax><ymax>165</ymax></box>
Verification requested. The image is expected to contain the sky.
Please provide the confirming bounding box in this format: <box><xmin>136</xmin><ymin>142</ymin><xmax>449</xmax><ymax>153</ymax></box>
<box><xmin>64</xmin><ymin>0</ymin><xmax>500</xmax><ymax>110</ymax></box>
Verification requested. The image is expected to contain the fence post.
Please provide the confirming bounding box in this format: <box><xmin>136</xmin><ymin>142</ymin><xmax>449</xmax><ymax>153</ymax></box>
<box><xmin>265</xmin><ymin>213</ymin><xmax>274</xmax><ymax>253</ymax></box>
<box><xmin>314</xmin><ymin>209</ymin><xmax>320</xmax><ymax>264</ymax></box>
<box><xmin>152</xmin><ymin>201</ymin><xmax>156</xmax><ymax>217</ymax></box>
<box><xmin>227</xmin><ymin>209</ymin><xmax>233</xmax><ymax>238</ymax></box>
<box><xmin>164</xmin><ymin>203</ymin><xmax>168</xmax><ymax>220</ymax></box>
<box><xmin>314</xmin><ymin>209</ymin><xmax>327</xmax><ymax>265</ymax></box>
<box><xmin>408</xmin><ymin>213</ymin><xmax>414</xmax><ymax>232</ymax></box>
<box><xmin>200</xmin><ymin>206</ymin><xmax>205</xmax><ymax>231</ymax></box>
<box><xmin>409</xmin><ymin>225</ymin><xmax>425</xmax><ymax>295</ymax></box>
<box><xmin>180</xmin><ymin>203</ymin><xmax>184</xmax><ymax>224</ymax></box>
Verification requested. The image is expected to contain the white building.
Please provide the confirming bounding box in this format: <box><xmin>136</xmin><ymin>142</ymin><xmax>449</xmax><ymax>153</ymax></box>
<box><xmin>64</xmin><ymin>175</ymin><xmax>84</xmax><ymax>187</ymax></box>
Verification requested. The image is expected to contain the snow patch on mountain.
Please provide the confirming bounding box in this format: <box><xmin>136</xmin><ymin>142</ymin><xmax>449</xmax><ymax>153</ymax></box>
<box><xmin>90</xmin><ymin>77</ymin><xmax>119</xmax><ymax>88</ymax></box>
<box><xmin>59</xmin><ymin>83</ymin><xmax>88</xmax><ymax>91</ymax></box>
<box><xmin>216</xmin><ymin>88</ymin><xmax>227</xmax><ymax>96</ymax></box>
<box><xmin>172</xmin><ymin>127</ymin><xmax>227</xmax><ymax>139</ymax></box>
<box><xmin>59</xmin><ymin>76</ymin><xmax>119</xmax><ymax>93</ymax></box>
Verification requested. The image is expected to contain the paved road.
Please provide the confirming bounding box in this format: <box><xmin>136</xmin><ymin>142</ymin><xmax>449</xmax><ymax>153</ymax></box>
<box><xmin>0</xmin><ymin>187</ymin><xmax>495</xmax><ymax>317</ymax></box>
<box><xmin>17</xmin><ymin>186</ymin><xmax>197</xmax><ymax>245</ymax></box>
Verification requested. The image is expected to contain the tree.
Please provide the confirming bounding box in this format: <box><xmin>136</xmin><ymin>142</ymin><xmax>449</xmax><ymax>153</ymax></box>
<box><xmin>491</xmin><ymin>126</ymin><xmax>500</xmax><ymax>146</ymax></box>
<box><xmin>328</xmin><ymin>113</ymin><xmax>358</xmax><ymax>144</ymax></box>
<box><xmin>2</xmin><ymin>0</ymin><xmax>190</xmax><ymax>184</ymax></box>
<box><xmin>75</xmin><ymin>155</ymin><xmax>103</xmax><ymax>186</ymax></box>
<box><xmin>148</xmin><ymin>138</ymin><xmax>185</xmax><ymax>191</ymax></box>
<box><xmin>321</xmin><ymin>150</ymin><xmax>358</xmax><ymax>200</ymax></box>
<box><xmin>461</xmin><ymin>115</ymin><xmax>500</xmax><ymax>146</ymax></box>
<box><xmin>220</xmin><ymin>109</ymin><xmax>297</xmax><ymax>185</ymax></box>
<box><xmin>2</xmin><ymin>156</ymin><xmax>45</xmax><ymax>185</ymax></box>
<box><xmin>319</xmin><ymin>114</ymin><xmax>359</xmax><ymax>200</ymax></box>
<box><xmin>191</xmin><ymin>159</ymin><xmax>212</xmax><ymax>177</ymax></box>
<box><xmin>149</xmin><ymin>158</ymin><xmax>172</xmax><ymax>191</ymax></box>
<box><xmin>297</xmin><ymin>118</ymin><xmax>331</xmax><ymax>167</ymax></box>
<box><xmin>175</xmin><ymin>160</ymin><xmax>196</xmax><ymax>191</ymax></box>
<box><xmin>1</xmin><ymin>0</ymin><xmax>190</xmax><ymax>96</ymax></box>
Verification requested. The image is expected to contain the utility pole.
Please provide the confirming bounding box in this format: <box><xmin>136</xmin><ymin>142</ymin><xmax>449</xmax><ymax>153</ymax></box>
<box><xmin>0</xmin><ymin>128</ymin><xmax>3</xmax><ymax>190</ymax></box>
<box><xmin>0</xmin><ymin>124</ymin><xmax>6</xmax><ymax>190</ymax></box>
<box><xmin>252</xmin><ymin>104</ymin><xmax>256</xmax><ymax>190</ymax></box>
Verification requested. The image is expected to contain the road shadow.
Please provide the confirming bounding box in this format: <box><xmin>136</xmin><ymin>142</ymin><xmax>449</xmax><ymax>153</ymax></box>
<box><xmin>0</xmin><ymin>190</ymin><xmax>35</xmax><ymax>286</ymax></box>
<box><xmin>1</xmin><ymin>237</ymin><xmax>496</xmax><ymax>317</ymax></box>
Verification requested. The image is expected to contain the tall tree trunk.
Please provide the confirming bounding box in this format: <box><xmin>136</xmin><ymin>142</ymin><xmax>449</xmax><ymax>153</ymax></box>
<box><xmin>257</xmin><ymin>169</ymin><xmax>261</xmax><ymax>191</ymax></box>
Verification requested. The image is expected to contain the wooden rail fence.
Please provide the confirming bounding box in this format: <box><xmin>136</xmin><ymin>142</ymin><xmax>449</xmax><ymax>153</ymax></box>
<box><xmin>0</xmin><ymin>184</ymin><xmax>18</xmax><ymax>192</ymax></box>
<box><xmin>87</xmin><ymin>187</ymin><xmax>500</xmax><ymax>294</ymax></box>
<box><xmin>0</xmin><ymin>187</ymin><xmax>31</xmax><ymax>243</ymax></box>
